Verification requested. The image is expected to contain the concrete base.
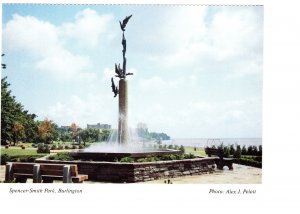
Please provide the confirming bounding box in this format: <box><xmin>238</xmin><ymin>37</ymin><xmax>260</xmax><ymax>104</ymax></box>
<box><xmin>36</xmin><ymin>157</ymin><xmax>218</xmax><ymax>183</ymax></box>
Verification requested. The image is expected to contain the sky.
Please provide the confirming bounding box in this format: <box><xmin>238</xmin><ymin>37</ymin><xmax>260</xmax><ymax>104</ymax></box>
<box><xmin>1</xmin><ymin>4</ymin><xmax>263</xmax><ymax>138</ymax></box>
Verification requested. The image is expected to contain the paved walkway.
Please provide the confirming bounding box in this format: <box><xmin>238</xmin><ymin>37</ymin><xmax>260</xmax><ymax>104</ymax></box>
<box><xmin>0</xmin><ymin>164</ymin><xmax>261</xmax><ymax>184</ymax></box>
<box><xmin>140</xmin><ymin>164</ymin><xmax>261</xmax><ymax>184</ymax></box>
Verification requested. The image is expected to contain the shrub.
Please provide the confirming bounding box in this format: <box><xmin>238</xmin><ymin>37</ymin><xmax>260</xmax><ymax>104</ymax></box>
<box><xmin>229</xmin><ymin>144</ymin><xmax>235</xmax><ymax>155</ymax></box>
<box><xmin>50</xmin><ymin>144</ymin><xmax>57</xmax><ymax>150</ymax></box>
<box><xmin>79</xmin><ymin>144</ymin><xmax>85</xmax><ymax>149</ymax></box>
<box><xmin>57</xmin><ymin>144</ymin><xmax>64</xmax><ymax>150</ymax></box>
<box><xmin>64</xmin><ymin>144</ymin><xmax>71</xmax><ymax>150</ymax></box>
<box><xmin>247</xmin><ymin>146</ymin><xmax>253</xmax><ymax>155</ymax></box>
<box><xmin>253</xmin><ymin>146</ymin><xmax>258</xmax><ymax>155</ymax></box>
<box><xmin>72</xmin><ymin>145</ymin><xmax>77</xmax><ymax>149</ymax></box>
<box><xmin>234</xmin><ymin>157</ymin><xmax>262</xmax><ymax>168</ymax></box>
<box><xmin>233</xmin><ymin>145</ymin><xmax>242</xmax><ymax>159</ymax></box>
<box><xmin>241</xmin><ymin>145</ymin><xmax>247</xmax><ymax>155</ymax></box>
<box><xmin>183</xmin><ymin>153</ymin><xmax>196</xmax><ymax>159</ymax></box>
<box><xmin>160</xmin><ymin>154</ymin><xmax>176</xmax><ymax>160</ymax></box>
<box><xmin>167</xmin><ymin>145</ymin><xmax>174</xmax><ymax>150</ymax></box>
<box><xmin>47</xmin><ymin>153</ymin><xmax>74</xmax><ymax>161</ymax></box>
<box><xmin>120</xmin><ymin>157</ymin><xmax>134</xmax><ymax>163</ymax></box>
<box><xmin>146</xmin><ymin>156</ymin><xmax>160</xmax><ymax>162</ymax></box>
<box><xmin>0</xmin><ymin>154</ymin><xmax>11</xmax><ymax>165</ymax></box>
<box><xmin>136</xmin><ymin>158</ymin><xmax>147</xmax><ymax>162</ymax></box>
<box><xmin>258</xmin><ymin>145</ymin><xmax>262</xmax><ymax>156</ymax></box>
<box><xmin>179</xmin><ymin>145</ymin><xmax>185</xmax><ymax>154</ymax></box>
<box><xmin>8</xmin><ymin>155</ymin><xmax>44</xmax><ymax>163</ymax></box>
<box><xmin>223</xmin><ymin>146</ymin><xmax>230</xmax><ymax>158</ymax></box>
<box><xmin>37</xmin><ymin>143</ymin><xmax>50</xmax><ymax>153</ymax></box>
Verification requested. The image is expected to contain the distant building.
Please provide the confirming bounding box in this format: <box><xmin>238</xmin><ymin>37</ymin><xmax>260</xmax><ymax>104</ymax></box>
<box><xmin>137</xmin><ymin>122</ymin><xmax>148</xmax><ymax>131</ymax></box>
<box><xmin>87</xmin><ymin>123</ymin><xmax>111</xmax><ymax>129</ymax></box>
<box><xmin>60</xmin><ymin>126</ymin><xmax>70</xmax><ymax>130</ymax></box>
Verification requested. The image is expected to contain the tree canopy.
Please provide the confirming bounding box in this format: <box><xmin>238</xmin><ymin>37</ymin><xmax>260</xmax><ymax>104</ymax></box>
<box><xmin>1</xmin><ymin>77</ymin><xmax>38</xmax><ymax>145</ymax></box>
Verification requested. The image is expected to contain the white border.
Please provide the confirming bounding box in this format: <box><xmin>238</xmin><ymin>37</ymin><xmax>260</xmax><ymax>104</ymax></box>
<box><xmin>1</xmin><ymin>0</ymin><xmax>300</xmax><ymax>213</ymax></box>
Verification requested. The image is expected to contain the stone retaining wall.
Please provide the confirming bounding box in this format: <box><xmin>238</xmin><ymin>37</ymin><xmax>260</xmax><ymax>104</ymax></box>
<box><xmin>36</xmin><ymin>157</ymin><xmax>218</xmax><ymax>183</ymax></box>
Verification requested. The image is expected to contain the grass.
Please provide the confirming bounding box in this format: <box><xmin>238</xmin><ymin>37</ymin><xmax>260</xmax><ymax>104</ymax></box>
<box><xmin>1</xmin><ymin>147</ymin><xmax>49</xmax><ymax>165</ymax></box>
<box><xmin>1</xmin><ymin>147</ymin><xmax>46</xmax><ymax>157</ymax></box>
<box><xmin>184</xmin><ymin>146</ymin><xmax>207</xmax><ymax>157</ymax></box>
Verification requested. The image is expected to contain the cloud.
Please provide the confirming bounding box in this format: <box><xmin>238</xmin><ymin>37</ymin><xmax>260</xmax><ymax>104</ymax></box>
<box><xmin>142</xmin><ymin>7</ymin><xmax>263</xmax><ymax>79</ymax></box>
<box><xmin>38</xmin><ymin>93</ymin><xmax>116</xmax><ymax>128</ymax></box>
<box><xmin>3</xmin><ymin>9</ymin><xmax>114</xmax><ymax>82</ymax></box>
<box><xmin>60</xmin><ymin>8</ymin><xmax>115</xmax><ymax>48</ymax></box>
<box><xmin>3</xmin><ymin>14</ymin><xmax>59</xmax><ymax>58</ymax></box>
<box><xmin>35</xmin><ymin>49</ymin><xmax>96</xmax><ymax>81</ymax></box>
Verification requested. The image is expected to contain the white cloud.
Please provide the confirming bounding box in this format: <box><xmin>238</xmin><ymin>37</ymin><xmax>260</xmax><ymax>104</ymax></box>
<box><xmin>3</xmin><ymin>9</ymin><xmax>114</xmax><ymax>82</ymax></box>
<box><xmin>3</xmin><ymin>14</ymin><xmax>59</xmax><ymax>58</ymax></box>
<box><xmin>144</xmin><ymin>7</ymin><xmax>263</xmax><ymax>79</ymax></box>
<box><xmin>38</xmin><ymin>93</ymin><xmax>116</xmax><ymax>128</ymax></box>
<box><xmin>60</xmin><ymin>8</ymin><xmax>115</xmax><ymax>48</ymax></box>
<box><xmin>137</xmin><ymin>75</ymin><xmax>196</xmax><ymax>92</ymax></box>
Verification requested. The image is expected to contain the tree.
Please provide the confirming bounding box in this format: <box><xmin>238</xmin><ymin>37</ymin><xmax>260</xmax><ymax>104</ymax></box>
<box><xmin>179</xmin><ymin>145</ymin><xmax>185</xmax><ymax>154</ymax></box>
<box><xmin>229</xmin><ymin>144</ymin><xmax>235</xmax><ymax>156</ymax></box>
<box><xmin>1</xmin><ymin>77</ymin><xmax>37</xmax><ymax>145</ymax></box>
<box><xmin>258</xmin><ymin>145</ymin><xmax>262</xmax><ymax>156</ymax></box>
<box><xmin>223</xmin><ymin>146</ymin><xmax>230</xmax><ymax>158</ymax></box>
<box><xmin>60</xmin><ymin>132</ymin><xmax>72</xmax><ymax>142</ymax></box>
<box><xmin>253</xmin><ymin>146</ymin><xmax>258</xmax><ymax>156</ymax></box>
<box><xmin>100</xmin><ymin>129</ymin><xmax>111</xmax><ymax>142</ymax></box>
<box><xmin>37</xmin><ymin>118</ymin><xmax>57</xmax><ymax>144</ymax></box>
<box><xmin>70</xmin><ymin>123</ymin><xmax>79</xmax><ymax>141</ymax></box>
<box><xmin>79</xmin><ymin>129</ymin><xmax>89</xmax><ymax>145</ymax></box>
<box><xmin>233</xmin><ymin>145</ymin><xmax>242</xmax><ymax>159</ymax></box>
<box><xmin>241</xmin><ymin>145</ymin><xmax>247</xmax><ymax>155</ymax></box>
<box><xmin>247</xmin><ymin>145</ymin><xmax>253</xmax><ymax>156</ymax></box>
<box><xmin>12</xmin><ymin>122</ymin><xmax>25</xmax><ymax>145</ymax></box>
<box><xmin>167</xmin><ymin>144</ymin><xmax>174</xmax><ymax>149</ymax></box>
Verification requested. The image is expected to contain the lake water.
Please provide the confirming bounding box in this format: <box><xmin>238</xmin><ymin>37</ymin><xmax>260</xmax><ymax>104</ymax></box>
<box><xmin>163</xmin><ymin>138</ymin><xmax>262</xmax><ymax>147</ymax></box>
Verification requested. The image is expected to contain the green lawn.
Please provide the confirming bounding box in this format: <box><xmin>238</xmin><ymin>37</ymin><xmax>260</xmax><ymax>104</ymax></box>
<box><xmin>1</xmin><ymin>147</ymin><xmax>43</xmax><ymax>157</ymax></box>
<box><xmin>1</xmin><ymin>147</ymin><xmax>49</xmax><ymax>165</ymax></box>
<box><xmin>184</xmin><ymin>146</ymin><xmax>207</xmax><ymax>157</ymax></box>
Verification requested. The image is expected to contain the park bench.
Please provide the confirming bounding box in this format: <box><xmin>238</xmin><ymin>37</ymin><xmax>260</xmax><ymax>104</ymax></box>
<box><xmin>5</xmin><ymin>162</ymin><xmax>88</xmax><ymax>183</ymax></box>
<box><xmin>205</xmin><ymin>147</ymin><xmax>233</xmax><ymax>170</ymax></box>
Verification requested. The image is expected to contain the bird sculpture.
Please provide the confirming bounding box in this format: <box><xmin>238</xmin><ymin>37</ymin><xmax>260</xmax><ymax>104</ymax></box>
<box><xmin>111</xmin><ymin>78</ymin><xmax>119</xmax><ymax>97</ymax></box>
<box><xmin>119</xmin><ymin>15</ymin><xmax>132</xmax><ymax>31</ymax></box>
<box><xmin>115</xmin><ymin>63</ymin><xmax>124</xmax><ymax>78</ymax></box>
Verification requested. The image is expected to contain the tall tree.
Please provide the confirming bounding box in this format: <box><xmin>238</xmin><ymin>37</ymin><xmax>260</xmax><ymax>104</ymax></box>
<box><xmin>1</xmin><ymin>77</ymin><xmax>37</xmax><ymax>145</ymax></box>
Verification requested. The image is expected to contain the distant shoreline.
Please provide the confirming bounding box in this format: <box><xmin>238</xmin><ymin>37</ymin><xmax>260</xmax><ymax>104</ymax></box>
<box><xmin>163</xmin><ymin>138</ymin><xmax>262</xmax><ymax>147</ymax></box>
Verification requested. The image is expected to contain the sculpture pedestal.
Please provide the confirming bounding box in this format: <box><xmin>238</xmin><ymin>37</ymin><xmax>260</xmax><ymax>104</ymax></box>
<box><xmin>118</xmin><ymin>79</ymin><xmax>128</xmax><ymax>144</ymax></box>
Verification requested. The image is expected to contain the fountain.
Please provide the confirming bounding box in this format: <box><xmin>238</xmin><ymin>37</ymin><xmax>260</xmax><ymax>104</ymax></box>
<box><xmin>70</xmin><ymin>15</ymin><xmax>180</xmax><ymax>160</ymax></box>
<box><xmin>37</xmin><ymin>15</ymin><xmax>218</xmax><ymax>182</ymax></box>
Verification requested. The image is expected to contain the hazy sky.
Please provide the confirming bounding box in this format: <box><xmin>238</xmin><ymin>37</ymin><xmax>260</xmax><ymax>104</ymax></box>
<box><xmin>2</xmin><ymin>5</ymin><xmax>263</xmax><ymax>138</ymax></box>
